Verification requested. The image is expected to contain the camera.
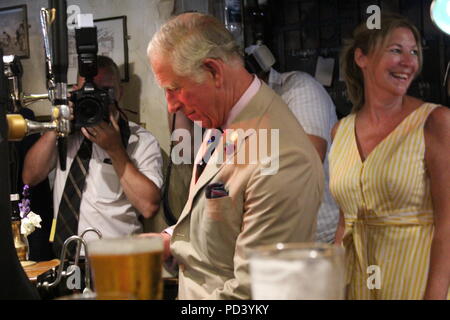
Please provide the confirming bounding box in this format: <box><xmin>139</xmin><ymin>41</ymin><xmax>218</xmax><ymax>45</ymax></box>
<box><xmin>70</xmin><ymin>25</ymin><xmax>114</xmax><ymax>130</ymax></box>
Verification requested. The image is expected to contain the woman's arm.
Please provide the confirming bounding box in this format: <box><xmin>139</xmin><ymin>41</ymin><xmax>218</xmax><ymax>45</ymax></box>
<box><xmin>423</xmin><ymin>106</ymin><xmax>450</xmax><ymax>300</ymax></box>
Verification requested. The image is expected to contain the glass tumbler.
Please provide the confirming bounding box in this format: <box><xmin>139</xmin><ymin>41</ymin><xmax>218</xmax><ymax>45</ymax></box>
<box><xmin>249</xmin><ymin>242</ymin><xmax>345</xmax><ymax>300</ymax></box>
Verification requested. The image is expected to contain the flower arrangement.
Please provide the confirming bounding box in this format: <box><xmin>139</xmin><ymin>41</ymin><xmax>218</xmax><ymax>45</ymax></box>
<box><xmin>18</xmin><ymin>185</ymin><xmax>42</xmax><ymax>237</ymax></box>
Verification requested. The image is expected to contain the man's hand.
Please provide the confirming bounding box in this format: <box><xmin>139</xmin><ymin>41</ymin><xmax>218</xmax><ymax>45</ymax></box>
<box><xmin>81</xmin><ymin>114</ymin><xmax>124</xmax><ymax>157</ymax></box>
<box><xmin>81</xmin><ymin>114</ymin><xmax>161</xmax><ymax>218</ymax></box>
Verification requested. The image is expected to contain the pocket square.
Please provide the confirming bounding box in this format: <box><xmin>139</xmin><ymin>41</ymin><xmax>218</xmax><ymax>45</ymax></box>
<box><xmin>205</xmin><ymin>182</ymin><xmax>229</xmax><ymax>199</ymax></box>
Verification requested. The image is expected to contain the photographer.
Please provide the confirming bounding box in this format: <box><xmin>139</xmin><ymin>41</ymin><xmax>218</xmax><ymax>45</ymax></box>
<box><xmin>22</xmin><ymin>56</ymin><xmax>163</xmax><ymax>257</ymax></box>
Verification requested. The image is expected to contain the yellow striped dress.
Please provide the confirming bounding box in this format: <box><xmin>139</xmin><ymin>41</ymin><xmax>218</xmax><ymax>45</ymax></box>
<box><xmin>329</xmin><ymin>103</ymin><xmax>444</xmax><ymax>299</ymax></box>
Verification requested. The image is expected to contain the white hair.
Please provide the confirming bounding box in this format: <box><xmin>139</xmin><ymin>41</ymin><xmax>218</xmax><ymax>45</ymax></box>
<box><xmin>147</xmin><ymin>12</ymin><xmax>243</xmax><ymax>83</ymax></box>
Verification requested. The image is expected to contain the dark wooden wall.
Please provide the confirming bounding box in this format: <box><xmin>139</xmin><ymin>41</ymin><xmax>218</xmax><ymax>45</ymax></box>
<box><xmin>243</xmin><ymin>0</ymin><xmax>450</xmax><ymax>118</ymax></box>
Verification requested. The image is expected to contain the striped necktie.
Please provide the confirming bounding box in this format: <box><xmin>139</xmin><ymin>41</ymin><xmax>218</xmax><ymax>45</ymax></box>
<box><xmin>53</xmin><ymin>138</ymin><xmax>92</xmax><ymax>258</ymax></box>
<box><xmin>196</xmin><ymin>128</ymin><xmax>223</xmax><ymax>181</ymax></box>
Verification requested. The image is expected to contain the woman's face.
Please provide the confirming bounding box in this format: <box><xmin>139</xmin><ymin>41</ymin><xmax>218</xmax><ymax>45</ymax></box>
<box><xmin>356</xmin><ymin>27</ymin><xmax>420</xmax><ymax>98</ymax></box>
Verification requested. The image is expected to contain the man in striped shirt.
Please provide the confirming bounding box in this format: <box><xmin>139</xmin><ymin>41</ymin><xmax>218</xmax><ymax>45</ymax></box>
<box><xmin>246</xmin><ymin>44</ymin><xmax>339</xmax><ymax>243</ymax></box>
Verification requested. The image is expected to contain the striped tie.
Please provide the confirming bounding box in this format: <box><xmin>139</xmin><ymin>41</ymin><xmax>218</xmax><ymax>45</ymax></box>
<box><xmin>196</xmin><ymin>128</ymin><xmax>223</xmax><ymax>181</ymax></box>
<box><xmin>53</xmin><ymin>138</ymin><xmax>92</xmax><ymax>258</ymax></box>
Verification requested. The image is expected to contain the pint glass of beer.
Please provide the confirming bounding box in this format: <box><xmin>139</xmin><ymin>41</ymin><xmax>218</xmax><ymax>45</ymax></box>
<box><xmin>88</xmin><ymin>236</ymin><xmax>163</xmax><ymax>300</ymax></box>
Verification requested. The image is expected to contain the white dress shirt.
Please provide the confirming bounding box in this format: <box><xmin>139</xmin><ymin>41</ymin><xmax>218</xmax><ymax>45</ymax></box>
<box><xmin>53</xmin><ymin>121</ymin><xmax>163</xmax><ymax>243</ymax></box>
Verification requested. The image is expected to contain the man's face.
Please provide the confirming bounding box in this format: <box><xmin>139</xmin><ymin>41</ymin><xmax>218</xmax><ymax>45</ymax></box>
<box><xmin>76</xmin><ymin>68</ymin><xmax>122</xmax><ymax>118</ymax></box>
<box><xmin>151</xmin><ymin>56</ymin><xmax>225</xmax><ymax>128</ymax></box>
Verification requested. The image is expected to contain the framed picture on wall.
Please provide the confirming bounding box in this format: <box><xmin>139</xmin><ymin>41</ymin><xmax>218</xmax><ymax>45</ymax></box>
<box><xmin>0</xmin><ymin>5</ymin><xmax>29</xmax><ymax>58</ymax></box>
<box><xmin>95</xmin><ymin>16</ymin><xmax>129</xmax><ymax>82</ymax></box>
<box><xmin>68</xmin><ymin>15</ymin><xmax>129</xmax><ymax>85</ymax></box>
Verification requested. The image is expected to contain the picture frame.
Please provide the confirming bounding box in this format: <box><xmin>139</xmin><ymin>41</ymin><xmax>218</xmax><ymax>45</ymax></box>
<box><xmin>0</xmin><ymin>5</ymin><xmax>29</xmax><ymax>58</ymax></box>
<box><xmin>68</xmin><ymin>15</ymin><xmax>129</xmax><ymax>85</ymax></box>
<box><xmin>94</xmin><ymin>16</ymin><xmax>129</xmax><ymax>82</ymax></box>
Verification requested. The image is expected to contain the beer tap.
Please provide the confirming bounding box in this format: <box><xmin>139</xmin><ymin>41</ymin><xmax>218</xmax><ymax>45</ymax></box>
<box><xmin>3</xmin><ymin>53</ymin><xmax>58</xmax><ymax>140</ymax></box>
<box><xmin>49</xmin><ymin>0</ymin><xmax>70</xmax><ymax>170</ymax></box>
<box><xmin>40</xmin><ymin>7</ymin><xmax>55</xmax><ymax>99</ymax></box>
<box><xmin>38</xmin><ymin>235</ymin><xmax>93</xmax><ymax>295</ymax></box>
<box><xmin>37</xmin><ymin>228</ymin><xmax>101</xmax><ymax>296</ymax></box>
<box><xmin>74</xmin><ymin>227</ymin><xmax>102</xmax><ymax>268</ymax></box>
<box><xmin>18</xmin><ymin>7</ymin><xmax>57</xmax><ymax>110</ymax></box>
<box><xmin>5</xmin><ymin>0</ymin><xmax>70</xmax><ymax>170</ymax></box>
<box><xmin>3</xmin><ymin>55</ymin><xmax>23</xmax><ymax>113</ymax></box>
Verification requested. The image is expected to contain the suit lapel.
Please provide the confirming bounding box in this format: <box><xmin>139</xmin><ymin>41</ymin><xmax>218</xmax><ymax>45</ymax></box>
<box><xmin>175</xmin><ymin>83</ymin><xmax>276</xmax><ymax>226</ymax></box>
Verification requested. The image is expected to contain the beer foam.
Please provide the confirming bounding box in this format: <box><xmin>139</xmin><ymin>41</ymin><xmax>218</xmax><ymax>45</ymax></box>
<box><xmin>88</xmin><ymin>237</ymin><xmax>163</xmax><ymax>255</ymax></box>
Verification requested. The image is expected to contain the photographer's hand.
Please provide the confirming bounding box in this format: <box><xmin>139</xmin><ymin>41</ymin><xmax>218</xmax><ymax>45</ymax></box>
<box><xmin>81</xmin><ymin>115</ymin><xmax>123</xmax><ymax>154</ymax></box>
<box><xmin>81</xmin><ymin>115</ymin><xmax>161</xmax><ymax>218</ymax></box>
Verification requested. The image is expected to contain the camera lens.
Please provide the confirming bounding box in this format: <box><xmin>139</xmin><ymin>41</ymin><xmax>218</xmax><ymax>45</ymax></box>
<box><xmin>79</xmin><ymin>98</ymin><xmax>98</xmax><ymax>117</ymax></box>
<box><xmin>77</xmin><ymin>97</ymin><xmax>102</xmax><ymax>126</ymax></box>
<box><xmin>71</xmin><ymin>83</ymin><xmax>111</xmax><ymax>130</ymax></box>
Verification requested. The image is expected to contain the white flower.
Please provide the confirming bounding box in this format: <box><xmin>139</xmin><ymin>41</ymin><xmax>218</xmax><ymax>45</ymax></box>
<box><xmin>27</xmin><ymin>212</ymin><xmax>42</xmax><ymax>228</ymax></box>
<box><xmin>21</xmin><ymin>218</ymin><xmax>35</xmax><ymax>236</ymax></box>
<box><xmin>20</xmin><ymin>211</ymin><xmax>42</xmax><ymax>237</ymax></box>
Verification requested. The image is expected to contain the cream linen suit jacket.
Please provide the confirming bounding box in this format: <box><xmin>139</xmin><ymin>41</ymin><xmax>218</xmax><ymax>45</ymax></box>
<box><xmin>171</xmin><ymin>83</ymin><xmax>324</xmax><ymax>299</ymax></box>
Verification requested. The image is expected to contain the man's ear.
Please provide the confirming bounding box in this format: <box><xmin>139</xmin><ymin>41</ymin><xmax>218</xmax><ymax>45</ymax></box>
<box><xmin>202</xmin><ymin>58</ymin><xmax>223</xmax><ymax>88</ymax></box>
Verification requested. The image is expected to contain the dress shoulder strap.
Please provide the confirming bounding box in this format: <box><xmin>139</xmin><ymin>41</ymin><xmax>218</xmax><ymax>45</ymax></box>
<box><xmin>333</xmin><ymin>113</ymin><xmax>355</xmax><ymax>141</ymax></box>
<box><xmin>409</xmin><ymin>102</ymin><xmax>441</xmax><ymax>127</ymax></box>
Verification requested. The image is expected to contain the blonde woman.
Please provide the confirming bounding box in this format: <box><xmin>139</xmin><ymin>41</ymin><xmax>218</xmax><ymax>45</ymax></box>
<box><xmin>330</xmin><ymin>13</ymin><xmax>450</xmax><ymax>299</ymax></box>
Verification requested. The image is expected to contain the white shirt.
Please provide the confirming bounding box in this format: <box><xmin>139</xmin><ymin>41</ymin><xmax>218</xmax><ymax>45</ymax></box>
<box><xmin>53</xmin><ymin>121</ymin><xmax>163</xmax><ymax>243</ymax></box>
<box><xmin>268</xmin><ymin>68</ymin><xmax>339</xmax><ymax>243</ymax></box>
<box><xmin>224</xmin><ymin>75</ymin><xmax>261</xmax><ymax>129</ymax></box>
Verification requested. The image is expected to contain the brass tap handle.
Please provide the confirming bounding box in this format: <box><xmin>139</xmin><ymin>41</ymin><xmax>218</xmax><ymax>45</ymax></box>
<box><xmin>6</xmin><ymin>114</ymin><xmax>27</xmax><ymax>141</ymax></box>
<box><xmin>6</xmin><ymin>114</ymin><xmax>58</xmax><ymax>141</ymax></box>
